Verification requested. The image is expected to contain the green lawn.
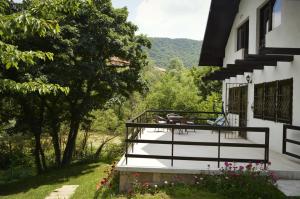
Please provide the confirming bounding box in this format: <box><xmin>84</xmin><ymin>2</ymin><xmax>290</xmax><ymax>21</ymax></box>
<box><xmin>0</xmin><ymin>162</ymin><xmax>222</xmax><ymax>199</ymax></box>
<box><xmin>0</xmin><ymin>162</ymin><xmax>108</xmax><ymax>199</ymax></box>
<box><xmin>114</xmin><ymin>188</ymin><xmax>222</xmax><ymax>199</ymax></box>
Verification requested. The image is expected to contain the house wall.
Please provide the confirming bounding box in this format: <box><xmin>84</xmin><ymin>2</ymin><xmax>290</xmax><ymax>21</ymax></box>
<box><xmin>222</xmin><ymin>0</ymin><xmax>300</xmax><ymax>156</ymax></box>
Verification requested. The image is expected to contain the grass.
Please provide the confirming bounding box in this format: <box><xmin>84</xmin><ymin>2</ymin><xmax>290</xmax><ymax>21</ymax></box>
<box><xmin>0</xmin><ymin>162</ymin><xmax>109</xmax><ymax>199</ymax></box>
<box><xmin>0</xmin><ymin>162</ymin><xmax>223</xmax><ymax>199</ymax></box>
<box><xmin>114</xmin><ymin>187</ymin><xmax>222</xmax><ymax>199</ymax></box>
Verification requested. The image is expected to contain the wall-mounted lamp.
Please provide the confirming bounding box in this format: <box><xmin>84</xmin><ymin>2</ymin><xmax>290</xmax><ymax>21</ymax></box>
<box><xmin>246</xmin><ymin>74</ymin><xmax>252</xmax><ymax>84</ymax></box>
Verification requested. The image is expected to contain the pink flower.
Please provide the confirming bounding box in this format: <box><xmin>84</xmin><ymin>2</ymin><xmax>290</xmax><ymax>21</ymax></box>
<box><xmin>132</xmin><ymin>172</ymin><xmax>140</xmax><ymax>178</ymax></box>
<box><xmin>246</xmin><ymin>163</ymin><xmax>253</xmax><ymax>170</ymax></box>
<box><xmin>239</xmin><ymin>166</ymin><xmax>244</xmax><ymax>171</ymax></box>
<box><xmin>225</xmin><ymin>162</ymin><xmax>229</xmax><ymax>167</ymax></box>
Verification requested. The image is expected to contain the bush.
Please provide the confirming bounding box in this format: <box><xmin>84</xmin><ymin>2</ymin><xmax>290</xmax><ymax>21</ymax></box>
<box><xmin>193</xmin><ymin>162</ymin><xmax>284</xmax><ymax>199</ymax></box>
<box><xmin>95</xmin><ymin>162</ymin><xmax>284</xmax><ymax>199</ymax></box>
<box><xmin>100</xmin><ymin>143</ymin><xmax>124</xmax><ymax>164</ymax></box>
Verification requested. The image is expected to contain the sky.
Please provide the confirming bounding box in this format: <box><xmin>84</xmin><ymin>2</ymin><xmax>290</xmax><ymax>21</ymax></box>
<box><xmin>112</xmin><ymin>0</ymin><xmax>211</xmax><ymax>41</ymax></box>
<box><xmin>13</xmin><ymin>0</ymin><xmax>211</xmax><ymax>40</ymax></box>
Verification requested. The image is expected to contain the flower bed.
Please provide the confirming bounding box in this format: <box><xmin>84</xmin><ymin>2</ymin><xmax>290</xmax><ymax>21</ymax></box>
<box><xmin>95</xmin><ymin>162</ymin><xmax>285</xmax><ymax>199</ymax></box>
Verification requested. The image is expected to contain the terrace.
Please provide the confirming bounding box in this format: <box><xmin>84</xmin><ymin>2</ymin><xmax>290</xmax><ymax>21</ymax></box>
<box><xmin>116</xmin><ymin>110</ymin><xmax>300</xmax><ymax>190</ymax></box>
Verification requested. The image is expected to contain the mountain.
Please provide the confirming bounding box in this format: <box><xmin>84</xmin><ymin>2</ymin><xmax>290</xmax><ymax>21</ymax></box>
<box><xmin>146</xmin><ymin>37</ymin><xmax>202</xmax><ymax>68</ymax></box>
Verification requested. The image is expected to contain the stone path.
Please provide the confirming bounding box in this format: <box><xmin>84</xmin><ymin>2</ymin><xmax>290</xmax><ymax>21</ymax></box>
<box><xmin>45</xmin><ymin>185</ymin><xmax>79</xmax><ymax>199</ymax></box>
<box><xmin>277</xmin><ymin>180</ymin><xmax>300</xmax><ymax>197</ymax></box>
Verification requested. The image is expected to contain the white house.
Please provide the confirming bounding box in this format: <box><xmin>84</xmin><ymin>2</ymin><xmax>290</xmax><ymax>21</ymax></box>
<box><xmin>200</xmin><ymin>0</ymin><xmax>300</xmax><ymax>157</ymax></box>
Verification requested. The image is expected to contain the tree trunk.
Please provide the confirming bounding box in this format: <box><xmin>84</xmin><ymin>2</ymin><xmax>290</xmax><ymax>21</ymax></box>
<box><xmin>33</xmin><ymin>133</ymin><xmax>43</xmax><ymax>174</ymax></box>
<box><xmin>40</xmin><ymin>145</ymin><xmax>47</xmax><ymax>170</ymax></box>
<box><xmin>61</xmin><ymin>119</ymin><xmax>80</xmax><ymax>166</ymax></box>
<box><xmin>50</xmin><ymin>118</ymin><xmax>62</xmax><ymax>167</ymax></box>
<box><xmin>80</xmin><ymin>130</ymin><xmax>89</xmax><ymax>157</ymax></box>
<box><xmin>30</xmin><ymin>99</ymin><xmax>46</xmax><ymax>173</ymax></box>
<box><xmin>94</xmin><ymin>136</ymin><xmax>117</xmax><ymax>158</ymax></box>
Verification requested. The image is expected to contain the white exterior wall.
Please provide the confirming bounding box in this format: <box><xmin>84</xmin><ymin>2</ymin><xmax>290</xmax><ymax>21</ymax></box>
<box><xmin>222</xmin><ymin>0</ymin><xmax>300</xmax><ymax>155</ymax></box>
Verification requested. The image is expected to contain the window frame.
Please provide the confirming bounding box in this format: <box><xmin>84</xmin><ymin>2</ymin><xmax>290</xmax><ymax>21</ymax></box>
<box><xmin>254</xmin><ymin>83</ymin><xmax>264</xmax><ymax>119</ymax></box>
<box><xmin>263</xmin><ymin>81</ymin><xmax>277</xmax><ymax>121</ymax></box>
<box><xmin>237</xmin><ymin>20</ymin><xmax>249</xmax><ymax>52</ymax></box>
<box><xmin>277</xmin><ymin>78</ymin><xmax>293</xmax><ymax>123</ymax></box>
<box><xmin>228</xmin><ymin>87</ymin><xmax>240</xmax><ymax>114</ymax></box>
<box><xmin>253</xmin><ymin>78</ymin><xmax>293</xmax><ymax>124</ymax></box>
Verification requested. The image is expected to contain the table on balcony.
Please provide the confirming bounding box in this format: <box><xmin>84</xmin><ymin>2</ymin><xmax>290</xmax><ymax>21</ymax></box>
<box><xmin>167</xmin><ymin>114</ymin><xmax>187</xmax><ymax>134</ymax></box>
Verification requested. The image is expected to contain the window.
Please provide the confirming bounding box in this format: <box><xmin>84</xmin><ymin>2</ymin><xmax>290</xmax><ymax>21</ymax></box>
<box><xmin>264</xmin><ymin>81</ymin><xmax>277</xmax><ymax>120</ymax></box>
<box><xmin>237</xmin><ymin>20</ymin><xmax>249</xmax><ymax>52</ymax></box>
<box><xmin>229</xmin><ymin>87</ymin><xmax>240</xmax><ymax>114</ymax></box>
<box><xmin>272</xmin><ymin>0</ymin><xmax>282</xmax><ymax>28</ymax></box>
<box><xmin>277</xmin><ymin>79</ymin><xmax>293</xmax><ymax>123</ymax></box>
<box><xmin>259</xmin><ymin>0</ymin><xmax>282</xmax><ymax>48</ymax></box>
<box><xmin>260</xmin><ymin>2</ymin><xmax>272</xmax><ymax>48</ymax></box>
<box><xmin>254</xmin><ymin>78</ymin><xmax>293</xmax><ymax>124</ymax></box>
<box><xmin>254</xmin><ymin>84</ymin><xmax>264</xmax><ymax>118</ymax></box>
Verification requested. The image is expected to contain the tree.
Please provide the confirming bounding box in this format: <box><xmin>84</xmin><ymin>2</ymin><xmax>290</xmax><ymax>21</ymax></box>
<box><xmin>0</xmin><ymin>0</ymin><xmax>69</xmax><ymax>173</ymax></box>
<box><xmin>1</xmin><ymin>0</ymin><xmax>150</xmax><ymax>172</ymax></box>
<box><xmin>189</xmin><ymin>66</ymin><xmax>222</xmax><ymax>100</ymax></box>
<box><xmin>145</xmin><ymin>65</ymin><xmax>202</xmax><ymax>111</ymax></box>
<box><xmin>167</xmin><ymin>58</ymin><xmax>185</xmax><ymax>71</ymax></box>
<box><xmin>22</xmin><ymin>0</ymin><xmax>149</xmax><ymax>166</ymax></box>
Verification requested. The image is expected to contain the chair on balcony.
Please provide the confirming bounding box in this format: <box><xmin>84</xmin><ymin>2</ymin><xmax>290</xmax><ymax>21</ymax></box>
<box><xmin>154</xmin><ymin>115</ymin><xmax>168</xmax><ymax>132</ymax></box>
<box><xmin>185</xmin><ymin>117</ymin><xmax>196</xmax><ymax>133</ymax></box>
<box><xmin>207</xmin><ymin>115</ymin><xmax>229</xmax><ymax>134</ymax></box>
<box><xmin>207</xmin><ymin>116</ymin><xmax>226</xmax><ymax>126</ymax></box>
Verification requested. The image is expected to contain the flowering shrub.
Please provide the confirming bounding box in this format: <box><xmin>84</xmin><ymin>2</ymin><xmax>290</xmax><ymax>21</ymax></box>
<box><xmin>95</xmin><ymin>161</ymin><xmax>284</xmax><ymax>199</ymax></box>
<box><xmin>94</xmin><ymin>162</ymin><xmax>117</xmax><ymax>198</ymax></box>
<box><xmin>191</xmin><ymin>162</ymin><xmax>283</xmax><ymax>199</ymax></box>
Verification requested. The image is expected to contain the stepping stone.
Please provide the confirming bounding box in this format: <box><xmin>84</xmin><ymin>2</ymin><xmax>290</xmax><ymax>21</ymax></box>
<box><xmin>277</xmin><ymin>180</ymin><xmax>300</xmax><ymax>197</ymax></box>
<box><xmin>45</xmin><ymin>185</ymin><xmax>79</xmax><ymax>199</ymax></box>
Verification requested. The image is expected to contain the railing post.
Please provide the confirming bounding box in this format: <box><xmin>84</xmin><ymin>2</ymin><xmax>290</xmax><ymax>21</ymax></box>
<box><xmin>264</xmin><ymin>128</ymin><xmax>270</xmax><ymax>168</ymax></box>
<box><xmin>138</xmin><ymin>117</ymin><xmax>141</xmax><ymax>139</ymax></box>
<box><xmin>171</xmin><ymin>128</ymin><xmax>174</xmax><ymax>167</ymax></box>
<box><xmin>145</xmin><ymin>111</ymin><xmax>148</xmax><ymax>122</ymax></box>
<box><xmin>218</xmin><ymin>128</ymin><xmax>221</xmax><ymax>168</ymax></box>
<box><xmin>132</xmin><ymin>127</ymin><xmax>135</xmax><ymax>153</ymax></box>
<box><xmin>283</xmin><ymin>125</ymin><xmax>287</xmax><ymax>154</ymax></box>
<box><xmin>126</xmin><ymin>126</ymin><xmax>128</xmax><ymax>165</ymax></box>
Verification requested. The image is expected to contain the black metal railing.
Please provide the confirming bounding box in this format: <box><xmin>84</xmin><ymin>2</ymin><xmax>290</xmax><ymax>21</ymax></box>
<box><xmin>125</xmin><ymin>110</ymin><xmax>270</xmax><ymax>168</ymax></box>
<box><xmin>283</xmin><ymin>124</ymin><xmax>300</xmax><ymax>159</ymax></box>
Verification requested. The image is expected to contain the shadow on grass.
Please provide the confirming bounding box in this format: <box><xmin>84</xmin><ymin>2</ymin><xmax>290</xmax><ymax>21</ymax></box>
<box><xmin>0</xmin><ymin>162</ymin><xmax>101</xmax><ymax>196</ymax></box>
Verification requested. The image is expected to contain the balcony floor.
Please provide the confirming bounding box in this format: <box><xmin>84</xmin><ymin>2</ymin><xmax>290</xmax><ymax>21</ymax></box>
<box><xmin>117</xmin><ymin>128</ymin><xmax>300</xmax><ymax>176</ymax></box>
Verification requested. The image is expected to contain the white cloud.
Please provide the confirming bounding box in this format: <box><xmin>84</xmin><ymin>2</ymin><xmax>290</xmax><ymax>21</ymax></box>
<box><xmin>134</xmin><ymin>0</ymin><xmax>211</xmax><ymax>40</ymax></box>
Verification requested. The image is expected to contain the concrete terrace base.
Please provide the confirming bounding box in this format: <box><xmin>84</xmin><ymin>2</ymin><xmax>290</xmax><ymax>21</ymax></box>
<box><xmin>116</xmin><ymin>128</ymin><xmax>300</xmax><ymax>191</ymax></box>
<box><xmin>119</xmin><ymin>171</ymin><xmax>211</xmax><ymax>192</ymax></box>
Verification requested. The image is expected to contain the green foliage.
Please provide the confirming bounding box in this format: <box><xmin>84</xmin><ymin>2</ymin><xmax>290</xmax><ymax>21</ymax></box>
<box><xmin>193</xmin><ymin>163</ymin><xmax>284</xmax><ymax>199</ymax></box>
<box><xmin>189</xmin><ymin>66</ymin><xmax>222</xmax><ymax>100</ymax></box>
<box><xmin>106</xmin><ymin>163</ymin><xmax>283</xmax><ymax>199</ymax></box>
<box><xmin>0</xmin><ymin>78</ymin><xmax>69</xmax><ymax>95</ymax></box>
<box><xmin>0</xmin><ymin>0</ymin><xmax>68</xmax><ymax>95</ymax></box>
<box><xmin>146</xmin><ymin>37</ymin><xmax>202</xmax><ymax>68</ymax></box>
<box><xmin>145</xmin><ymin>68</ymin><xmax>202</xmax><ymax>111</ymax></box>
<box><xmin>91</xmin><ymin>109</ymin><xmax>124</xmax><ymax>135</ymax></box>
<box><xmin>1</xmin><ymin>0</ymin><xmax>151</xmax><ymax>172</ymax></box>
<box><xmin>0</xmin><ymin>41</ymin><xmax>54</xmax><ymax>70</ymax></box>
<box><xmin>99</xmin><ymin>143</ymin><xmax>123</xmax><ymax>164</ymax></box>
<box><xmin>140</xmin><ymin>61</ymin><xmax>165</xmax><ymax>88</ymax></box>
<box><xmin>167</xmin><ymin>58</ymin><xmax>185</xmax><ymax>73</ymax></box>
<box><xmin>0</xmin><ymin>162</ymin><xmax>109</xmax><ymax>199</ymax></box>
<box><xmin>199</xmin><ymin>92</ymin><xmax>223</xmax><ymax>112</ymax></box>
<box><xmin>139</xmin><ymin>62</ymin><xmax>222</xmax><ymax>112</ymax></box>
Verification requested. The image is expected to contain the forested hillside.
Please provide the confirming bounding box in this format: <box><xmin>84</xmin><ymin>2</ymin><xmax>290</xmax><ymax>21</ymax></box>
<box><xmin>146</xmin><ymin>37</ymin><xmax>202</xmax><ymax>68</ymax></box>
